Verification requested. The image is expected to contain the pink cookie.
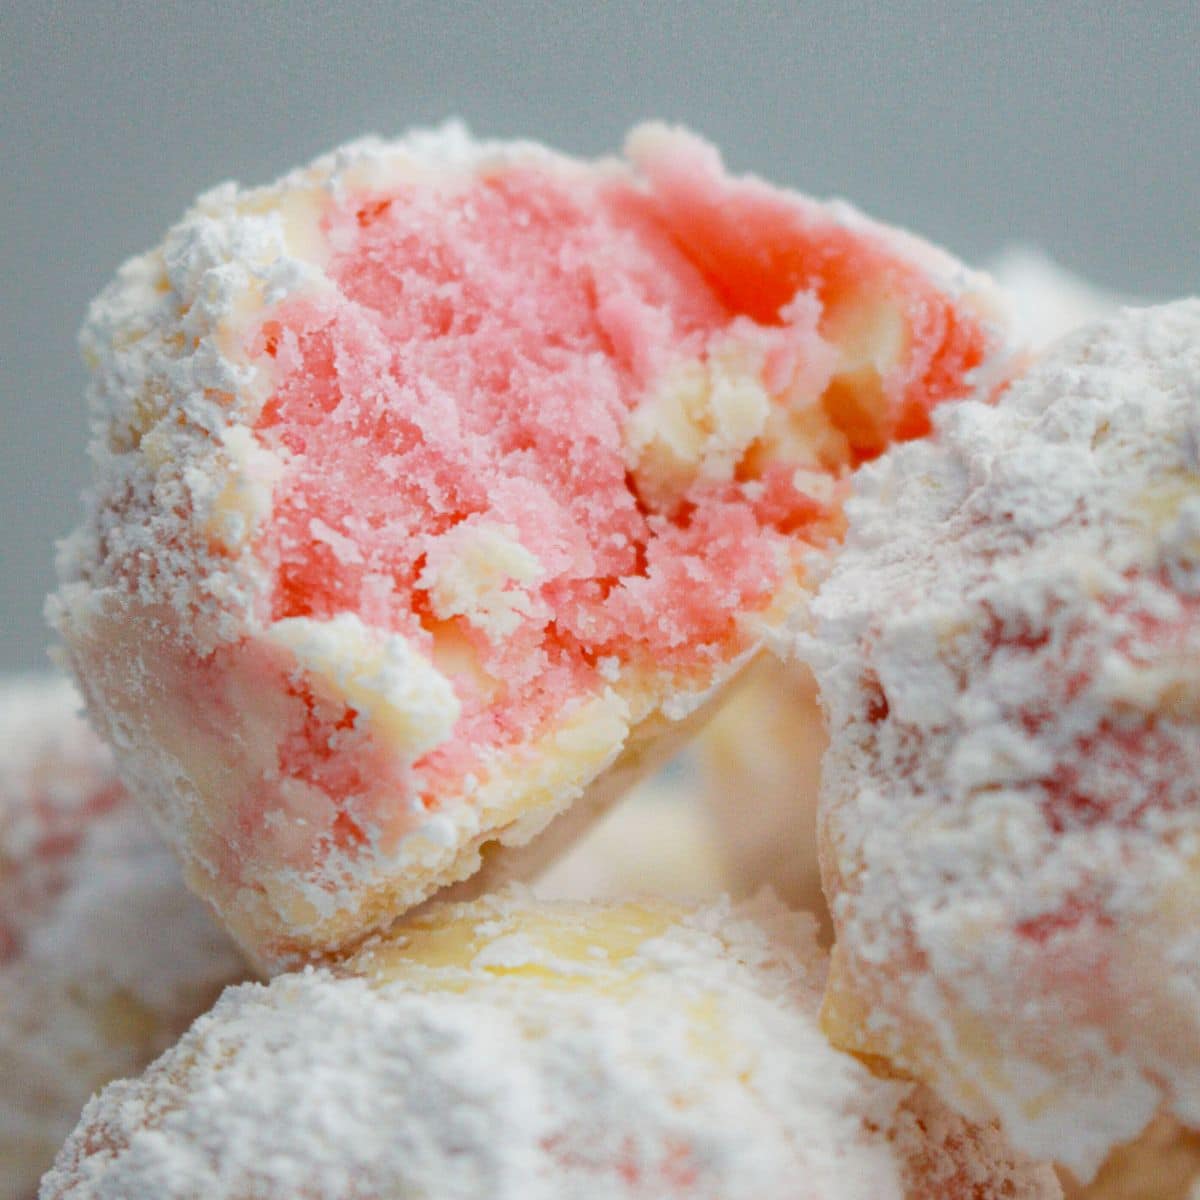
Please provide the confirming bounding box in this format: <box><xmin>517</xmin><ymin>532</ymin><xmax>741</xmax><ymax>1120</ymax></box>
<box><xmin>0</xmin><ymin>676</ymin><xmax>245</xmax><ymax>1200</ymax></box>
<box><xmin>40</xmin><ymin>890</ymin><xmax>1059</xmax><ymax>1200</ymax></box>
<box><xmin>51</xmin><ymin>122</ymin><xmax>1006</xmax><ymax>968</ymax></box>
<box><xmin>807</xmin><ymin>302</ymin><xmax>1200</xmax><ymax>1179</ymax></box>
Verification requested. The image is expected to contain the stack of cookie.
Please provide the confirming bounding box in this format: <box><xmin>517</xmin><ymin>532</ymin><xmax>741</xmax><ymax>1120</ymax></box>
<box><xmin>6</xmin><ymin>123</ymin><xmax>1197</xmax><ymax>1199</ymax></box>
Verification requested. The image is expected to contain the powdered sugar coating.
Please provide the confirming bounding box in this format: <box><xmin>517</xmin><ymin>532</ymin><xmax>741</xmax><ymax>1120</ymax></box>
<box><xmin>693</xmin><ymin>251</ymin><xmax>1127</xmax><ymax>924</ymax></box>
<box><xmin>0</xmin><ymin>676</ymin><xmax>246</xmax><ymax>1200</ymax></box>
<box><xmin>40</xmin><ymin>890</ymin><xmax>1058</xmax><ymax>1200</ymax></box>
<box><xmin>0</xmin><ymin>676</ymin><xmax>122</xmax><ymax>963</ymax></box>
<box><xmin>50</xmin><ymin>121</ymin><xmax>1007</xmax><ymax>969</ymax></box>
<box><xmin>807</xmin><ymin>301</ymin><xmax>1200</xmax><ymax>1178</ymax></box>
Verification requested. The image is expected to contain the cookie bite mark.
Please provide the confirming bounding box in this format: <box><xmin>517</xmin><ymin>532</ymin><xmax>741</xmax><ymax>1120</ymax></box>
<box><xmin>52</xmin><ymin>122</ymin><xmax>1007</xmax><ymax>967</ymax></box>
<box><xmin>621</xmin><ymin>124</ymin><xmax>994</xmax><ymax>459</ymax></box>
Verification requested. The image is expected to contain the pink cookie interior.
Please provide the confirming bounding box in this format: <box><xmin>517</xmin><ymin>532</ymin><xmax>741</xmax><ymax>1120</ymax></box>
<box><xmin>222</xmin><ymin>135</ymin><xmax>990</xmax><ymax>903</ymax></box>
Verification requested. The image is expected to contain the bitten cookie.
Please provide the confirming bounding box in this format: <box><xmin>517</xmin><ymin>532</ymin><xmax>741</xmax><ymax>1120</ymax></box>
<box><xmin>50</xmin><ymin>121</ymin><xmax>1006</xmax><ymax>968</ymax></box>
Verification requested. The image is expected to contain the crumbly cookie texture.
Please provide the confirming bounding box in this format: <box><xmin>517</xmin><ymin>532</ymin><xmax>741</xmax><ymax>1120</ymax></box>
<box><xmin>806</xmin><ymin>301</ymin><xmax>1200</xmax><ymax>1179</ymax></box>
<box><xmin>0</xmin><ymin>675</ymin><xmax>246</xmax><ymax>1200</ymax></box>
<box><xmin>49</xmin><ymin>120</ymin><xmax>1007</xmax><ymax>969</ymax></box>
<box><xmin>40</xmin><ymin>889</ymin><xmax>1059</xmax><ymax>1200</ymax></box>
<box><xmin>693</xmin><ymin>252</ymin><xmax>1126</xmax><ymax>928</ymax></box>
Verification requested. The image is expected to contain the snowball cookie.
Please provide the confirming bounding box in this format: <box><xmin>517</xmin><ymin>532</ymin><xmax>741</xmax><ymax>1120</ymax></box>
<box><xmin>807</xmin><ymin>301</ymin><xmax>1200</xmax><ymax>1179</ymax></box>
<box><xmin>41</xmin><ymin>889</ymin><xmax>1059</xmax><ymax>1200</ymax></box>
<box><xmin>695</xmin><ymin>254</ymin><xmax>1125</xmax><ymax>928</ymax></box>
<box><xmin>49</xmin><ymin>121</ymin><xmax>1008</xmax><ymax>969</ymax></box>
<box><xmin>0</xmin><ymin>676</ymin><xmax>245</xmax><ymax>1200</ymax></box>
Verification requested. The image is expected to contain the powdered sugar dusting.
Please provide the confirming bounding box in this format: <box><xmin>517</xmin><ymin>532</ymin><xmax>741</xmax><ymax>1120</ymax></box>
<box><xmin>0</xmin><ymin>676</ymin><xmax>246</xmax><ymax>1199</ymax></box>
<box><xmin>0</xmin><ymin>675</ymin><xmax>120</xmax><ymax>960</ymax></box>
<box><xmin>40</xmin><ymin>890</ymin><xmax>1058</xmax><ymax>1199</ymax></box>
<box><xmin>49</xmin><ymin>120</ymin><xmax>1008</xmax><ymax>968</ymax></box>
<box><xmin>807</xmin><ymin>301</ymin><xmax>1200</xmax><ymax>1177</ymax></box>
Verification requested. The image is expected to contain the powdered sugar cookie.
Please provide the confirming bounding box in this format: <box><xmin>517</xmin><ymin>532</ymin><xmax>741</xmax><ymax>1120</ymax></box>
<box><xmin>696</xmin><ymin>250</ymin><xmax>1126</xmax><ymax>923</ymax></box>
<box><xmin>0</xmin><ymin>676</ymin><xmax>245</xmax><ymax>1200</ymax></box>
<box><xmin>41</xmin><ymin>888</ymin><xmax>1058</xmax><ymax>1200</ymax></box>
<box><xmin>50</xmin><ymin>122</ymin><xmax>1007</xmax><ymax>968</ymax></box>
<box><xmin>808</xmin><ymin>301</ymin><xmax>1200</xmax><ymax>1178</ymax></box>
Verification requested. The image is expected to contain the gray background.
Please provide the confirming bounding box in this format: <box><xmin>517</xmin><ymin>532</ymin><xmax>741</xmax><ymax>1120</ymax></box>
<box><xmin>3</xmin><ymin>1</ymin><xmax>1198</xmax><ymax>671</ymax></box>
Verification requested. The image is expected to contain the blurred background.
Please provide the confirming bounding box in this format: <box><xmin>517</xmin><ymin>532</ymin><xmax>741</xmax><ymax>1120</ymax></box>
<box><xmin>3</xmin><ymin>1</ymin><xmax>1198</xmax><ymax>670</ymax></box>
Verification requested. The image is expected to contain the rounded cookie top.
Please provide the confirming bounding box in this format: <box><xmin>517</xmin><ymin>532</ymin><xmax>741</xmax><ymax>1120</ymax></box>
<box><xmin>807</xmin><ymin>300</ymin><xmax>1200</xmax><ymax>1177</ymax></box>
<box><xmin>0</xmin><ymin>675</ymin><xmax>247</xmax><ymax>1200</ymax></box>
<box><xmin>41</xmin><ymin>889</ymin><xmax>1058</xmax><ymax>1200</ymax></box>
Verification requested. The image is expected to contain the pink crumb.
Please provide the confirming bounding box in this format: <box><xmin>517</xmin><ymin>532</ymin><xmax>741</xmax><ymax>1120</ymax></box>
<box><xmin>166</xmin><ymin>136</ymin><xmax>997</xmax><ymax>929</ymax></box>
